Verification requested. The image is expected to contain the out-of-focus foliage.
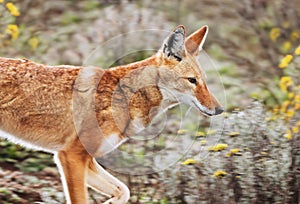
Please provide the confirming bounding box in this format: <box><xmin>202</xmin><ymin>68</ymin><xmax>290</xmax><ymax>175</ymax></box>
<box><xmin>0</xmin><ymin>0</ymin><xmax>299</xmax><ymax>203</ymax></box>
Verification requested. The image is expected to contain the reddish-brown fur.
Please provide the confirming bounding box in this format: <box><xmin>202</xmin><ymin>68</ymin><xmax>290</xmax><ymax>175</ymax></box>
<box><xmin>0</xmin><ymin>25</ymin><xmax>223</xmax><ymax>204</ymax></box>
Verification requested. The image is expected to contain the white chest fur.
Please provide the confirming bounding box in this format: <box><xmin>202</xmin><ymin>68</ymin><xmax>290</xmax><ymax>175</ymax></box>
<box><xmin>97</xmin><ymin>133</ymin><xmax>127</xmax><ymax>156</ymax></box>
<box><xmin>131</xmin><ymin>118</ymin><xmax>146</xmax><ymax>133</ymax></box>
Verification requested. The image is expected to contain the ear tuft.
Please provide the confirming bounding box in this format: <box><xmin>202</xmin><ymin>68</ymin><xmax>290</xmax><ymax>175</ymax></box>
<box><xmin>185</xmin><ymin>25</ymin><xmax>209</xmax><ymax>55</ymax></box>
<box><xmin>161</xmin><ymin>25</ymin><xmax>186</xmax><ymax>61</ymax></box>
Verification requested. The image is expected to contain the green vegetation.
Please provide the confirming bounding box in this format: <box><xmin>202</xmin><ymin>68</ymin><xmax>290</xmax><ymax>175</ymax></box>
<box><xmin>0</xmin><ymin>0</ymin><xmax>299</xmax><ymax>203</ymax></box>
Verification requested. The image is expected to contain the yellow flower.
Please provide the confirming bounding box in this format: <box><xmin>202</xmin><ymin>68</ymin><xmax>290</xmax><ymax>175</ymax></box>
<box><xmin>206</xmin><ymin>129</ymin><xmax>216</xmax><ymax>135</ymax></box>
<box><xmin>295</xmin><ymin>45</ymin><xmax>300</xmax><ymax>55</ymax></box>
<box><xmin>292</xmin><ymin>126</ymin><xmax>299</xmax><ymax>133</ymax></box>
<box><xmin>269</xmin><ymin>28</ymin><xmax>280</xmax><ymax>41</ymax></box>
<box><xmin>194</xmin><ymin>131</ymin><xmax>205</xmax><ymax>137</ymax></box>
<box><xmin>294</xmin><ymin>104</ymin><xmax>300</xmax><ymax>110</ymax></box>
<box><xmin>28</xmin><ymin>37</ymin><xmax>39</xmax><ymax>50</ymax></box>
<box><xmin>207</xmin><ymin>143</ymin><xmax>228</xmax><ymax>152</ymax></box>
<box><xmin>6</xmin><ymin>2</ymin><xmax>20</xmax><ymax>17</ymax></box>
<box><xmin>212</xmin><ymin>170</ymin><xmax>227</xmax><ymax>178</ymax></box>
<box><xmin>294</xmin><ymin>95</ymin><xmax>300</xmax><ymax>110</ymax></box>
<box><xmin>200</xmin><ymin>140</ymin><xmax>207</xmax><ymax>145</ymax></box>
<box><xmin>260</xmin><ymin>151</ymin><xmax>268</xmax><ymax>156</ymax></box>
<box><xmin>5</xmin><ymin>24</ymin><xmax>19</xmax><ymax>40</ymax></box>
<box><xmin>230</xmin><ymin>149</ymin><xmax>240</xmax><ymax>154</ymax></box>
<box><xmin>280</xmin><ymin>101</ymin><xmax>290</xmax><ymax>113</ymax></box>
<box><xmin>279</xmin><ymin>76</ymin><xmax>294</xmax><ymax>93</ymax></box>
<box><xmin>0</xmin><ymin>0</ymin><xmax>4</xmax><ymax>3</ymax></box>
<box><xmin>225</xmin><ymin>152</ymin><xmax>231</xmax><ymax>157</ymax></box>
<box><xmin>177</xmin><ymin>129</ymin><xmax>187</xmax><ymax>134</ymax></box>
<box><xmin>228</xmin><ymin>132</ymin><xmax>240</xmax><ymax>137</ymax></box>
<box><xmin>295</xmin><ymin>94</ymin><xmax>300</xmax><ymax>103</ymax></box>
<box><xmin>284</xmin><ymin>129</ymin><xmax>292</xmax><ymax>140</ymax></box>
<box><xmin>221</xmin><ymin>112</ymin><xmax>229</xmax><ymax>118</ymax></box>
<box><xmin>273</xmin><ymin>107</ymin><xmax>279</xmax><ymax>114</ymax></box>
<box><xmin>279</xmin><ymin>55</ymin><xmax>293</xmax><ymax>69</ymax></box>
<box><xmin>297</xmin><ymin>121</ymin><xmax>300</xmax><ymax>126</ymax></box>
<box><xmin>288</xmin><ymin>92</ymin><xmax>295</xmax><ymax>99</ymax></box>
<box><xmin>266</xmin><ymin>115</ymin><xmax>277</xmax><ymax>121</ymax></box>
<box><xmin>226</xmin><ymin>148</ymin><xmax>240</xmax><ymax>157</ymax></box>
<box><xmin>282</xmin><ymin>41</ymin><xmax>292</xmax><ymax>52</ymax></box>
<box><xmin>290</xmin><ymin>31</ymin><xmax>300</xmax><ymax>41</ymax></box>
<box><xmin>286</xmin><ymin>109</ymin><xmax>294</xmax><ymax>118</ymax></box>
<box><xmin>181</xmin><ymin>158</ymin><xmax>197</xmax><ymax>165</ymax></box>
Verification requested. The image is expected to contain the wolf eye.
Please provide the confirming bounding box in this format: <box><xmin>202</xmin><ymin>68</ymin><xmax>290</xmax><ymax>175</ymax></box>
<box><xmin>187</xmin><ymin>77</ymin><xmax>197</xmax><ymax>85</ymax></box>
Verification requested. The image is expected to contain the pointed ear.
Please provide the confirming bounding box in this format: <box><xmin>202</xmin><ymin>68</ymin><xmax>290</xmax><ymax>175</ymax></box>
<box><xmin>161</xmin><ymin>25</ymin><xmax>186</xmax><ymax>61</ymax></box>
<box><xmin>185</xmin><ymin>25</ymin><xmax>209</xmax><ymax>55</ymax></box>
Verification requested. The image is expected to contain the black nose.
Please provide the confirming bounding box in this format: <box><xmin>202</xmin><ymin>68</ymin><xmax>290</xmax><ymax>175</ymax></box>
<box><xmin>215</xmin><ymin>107</ymin><xmax>224</xmax><ymax>115</ymax></box>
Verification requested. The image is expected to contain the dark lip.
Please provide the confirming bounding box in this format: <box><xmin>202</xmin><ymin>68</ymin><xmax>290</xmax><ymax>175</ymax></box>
<box><xmin>192</xmin><ymin>101</ymin><xmax>213</xmax><ymax>116</ymax></box>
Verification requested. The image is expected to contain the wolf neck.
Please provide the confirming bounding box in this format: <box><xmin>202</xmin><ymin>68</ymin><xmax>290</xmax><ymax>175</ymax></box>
<box><xmin>108</xmin><ymin>54</ymin><xmax>160</xmax><ymax>74</ymax></box>
<box><xmin>101</xmin><ymin>54</ymin><xmax>174</xmax><ymax>136</ymax></box>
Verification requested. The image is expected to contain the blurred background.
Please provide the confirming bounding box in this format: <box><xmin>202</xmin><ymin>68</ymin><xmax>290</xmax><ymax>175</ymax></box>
<box><xmin>0</xmin><ymin>0</ymin><xmax>299</xmax><ymax>203</ymax></box>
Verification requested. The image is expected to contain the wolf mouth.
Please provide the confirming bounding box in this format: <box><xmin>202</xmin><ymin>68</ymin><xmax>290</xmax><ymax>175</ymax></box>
<box><xmin>192</xmin><ymin>101</ymin><xmax>214</xmax><ymax>116</ymax></box>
